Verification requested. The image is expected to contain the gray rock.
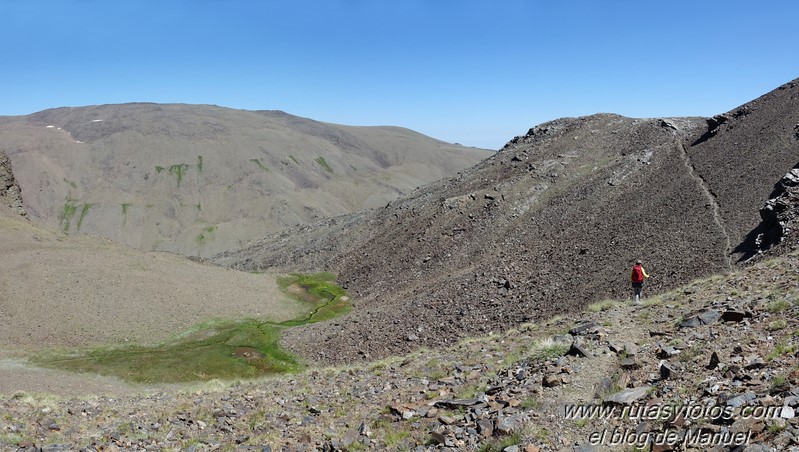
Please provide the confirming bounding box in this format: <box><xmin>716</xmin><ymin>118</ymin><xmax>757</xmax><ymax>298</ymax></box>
<box><xmin>495</xmin><ymin>415</ymin><xmax>521</xmax><ymax>434</ymax></box>
<box><xmin>657</xmin><ymin>346</ymin><xmax>680</xmax><ymax>358</ymax></box>
<box><xmin>428</xmin><ymin>431</ymin><xmax>447</xmax><ymax>445</ymax></box>
<box><xmin>477</xmin><ymin>418</ymin><xmax>494</xmax><ymax>437</ymax></box>
<box><xmin>569</xmin><ymin>321</ymin><xmax>599</xmax><ymax>336</ymax></box>
<box><xmin>620</xmin><ymin>358</ymin><xmax>640</xmax><ymax>370</ymax></box>
<box><xmin>726</xmin><ymin>391</ymin><xmax>757</xmax><ymax>408</ymax></box>
<box><xmin>679</xmin><ymin>316</ymin><xmax>702</xmax><ymax>328</ymax></box>
<box><xmin>568</xmin><ymin>341</ymin><xmax>592</xmax><ymax>358</ymax></box>
<box><xmin>604</xmin><ymin>386</ymin><xmax>652</xmax><ymax>405</ymax></box>
<box><xmin>697</xmin><ymin>310</ymin><xmax>721</xmax><ymax>324</ymax></box>
<box><xmin>622</xmin><ymin>343</ymin><xmax>639</xmax><ymax>356</ymax></box>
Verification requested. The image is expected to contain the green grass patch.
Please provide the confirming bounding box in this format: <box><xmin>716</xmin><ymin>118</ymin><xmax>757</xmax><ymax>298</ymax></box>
<box><xmin>767</xmin><ymin>341</ymin><xmax>797</xmax><ymax>361</ymax></box>
<box><xmin>314</xmin><ymin>156</ymin><xmax>334</xmax><ymax>174</ymax></box>
<box><xmin>31</xmin><ymin>319</ymin><xmax>302</xmax><ymax>383</ymax></box>
<box><xmin>768</xmin><ymin>319</ymin><xmax>788</xmax><ymax>332</ymax></box>
<box><xmin>585</xmin><ymin>299</ymin><xmax>623</xmax><ymax>312</ymax></box>
<box><xmin>477</xmin><ymin>432</ymin><xmax>522</xmax><ymax>452</ymax></box>
<box><xmin>195</xmin><ymin>225</ymin><xmax>216</xmax><ymax>254</ymax></box>
<box><xmin>768</xmin><ymin>299</ymin><xmax>791</xmax><ymax>313</ymax></box>
<box><xmin>59</xmin><ymin>198</ymin><xmax>78</xmax><ymax>232</ymax></box>
<box><xmin>526</xmin><ymin>338</ymin><xmax>569</xmax><ymax>362</ymax></box>
<box><xmin>251</xmin><ymin>158</ymin><xmax>270</xmax><ymax>172</ymax></box>
<box><xmin>169</xmin><ymin>163</ymin><xmax>189</xmax><ymax>187</ymax></box>
<box><xmin>277</xmin><ymin>272</ymin><xmax>351</xmax><ymax>325</ymax></box>
<box><xmin>32</xmin><ymin>272</ymin><xmax>350</xmax><ymax>383</ymax></box>
<box><xmin>76</xmin><ymin>203</ymin><xmax>93</xmax><ymax>231</ymax></box>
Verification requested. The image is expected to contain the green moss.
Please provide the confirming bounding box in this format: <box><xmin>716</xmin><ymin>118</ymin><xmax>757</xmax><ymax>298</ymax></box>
<box><xmin>197</xmin><ymin>155</ymin><xmax>203</xmax><ymax>173</ymax></box>
<box><xmin>276</xmin><ymin>272</ymin><xmax>351</xmax><ymax>325</ymax></box>
<box><xmin>155</xmin><ymin>165</ymin><xmax>165</xmax><ymax>173</ymax></box>
<box><xmin>251</xmin><ymin>158</ymin><xmax>270</xmax><ymax>172</ymax></box>
<box><xmin>31</xmin><ymin>319</ymin><xmax>302</xmax><ymax>383</ymax></box>
<box><xmin>76</xmin><ymin>203</ymin><xmax>93</xmax><ymax>231</ymax></box>
<box><xmin>195</xmin><ymin>225</ymin><xmax>217</xmax><ymax>254</ymax></box>
<box><xmin>314</xmin><ymin>156</ymin><xmax>334</xmax><ymax>174</ymax></box>
<box><xmin>31</xmin><ymin>272</ymin><xmax>350</xmax><ymax>383</ymax></box>
<box><xmin>59</xmin><ymin>198</ymin><xmax>78</xmax><ymax>232</ymax></box>
<box><xmin>121</xmin><ymin>203</ymin><xmax>133</xmax><ymax>215</ymax></box>
<box><xmin>169</xmin><ymin>163</ymin><xmax>189</xmax><ymax>187</ymax></box>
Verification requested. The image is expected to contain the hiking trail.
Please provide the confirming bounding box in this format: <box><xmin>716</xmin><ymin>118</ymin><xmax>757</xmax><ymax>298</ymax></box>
<box><xmin>676</xmin><ymin>140</ymin><xmax>733</xmax><ymax>272</ymax></box>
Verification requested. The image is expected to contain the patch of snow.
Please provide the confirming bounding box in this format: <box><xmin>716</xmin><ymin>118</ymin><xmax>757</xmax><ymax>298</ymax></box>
<box><xmin>91</xmin><ymin>119</ymin><xmax>103</xmax><ymax>122</ymax></box>
<box><xmin>75</xmin><ymin>141</ymin><xmax>84</xmax><ymax>144</ymax></box>
<box><xmin>46</xmin><ymin>125</ymin><xmax>55</xmax><ymax>128</ymax></box>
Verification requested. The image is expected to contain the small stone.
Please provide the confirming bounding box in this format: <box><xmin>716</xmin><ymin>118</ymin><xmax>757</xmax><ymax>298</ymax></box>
<box><xmin>438</xmin><ymin>415</ymin><xmax>458</xmax><ymax>425</ymax></box>
<box><xmin>568</xmin><ymin>341</ymin><xmax>592</xmax><ymax>358</ymax></box>
<box><xmin>478</xmin><ymin>418</ymin><xmax>494</xmax><ymax>437</ymax></box>
<box><xmin>722</xmin><ymin>310</ymin><xmax>747</xmax><ymax>322</ymax></box>
<box><xmin>428</xmin><ymin>431</ymin><xmax>447</xmax><ymax>445</ymax></box>
<box><xmin>708</xmin><ymin>351</ymin><xmax>721</xmax><ymax>370</ymax></box>
<box><xmin>620</xmin><ymin>358</ymin><xmax>640</xmax><ymax>370</ymax></box>
<box><xmin>679</xmin><ymin>316</ymin><xmax>701</xmax><ymax>328</ymax></box>
<box><xmin>542</xmin><ymin>374</ymin><xmax>561</xmax><ymax>387</ymax></box>
<box><xmin>604</xmin><ymin>386</ymin><xmax>652</xmax><ymax>405</ymax></box>
<box><xmin>659</xmin><ymin>361</ymin><xmax>675</xmax><ymax>380</ymax></box>
<box><xmin>496</xmin><ymin>416</ymin><xmax>521</xmax><ymax>434</ymax></box>
<box><xmin>697</xmin><ymin>310</ymin><xmax>721</xmax><ymax>325</ymax></box>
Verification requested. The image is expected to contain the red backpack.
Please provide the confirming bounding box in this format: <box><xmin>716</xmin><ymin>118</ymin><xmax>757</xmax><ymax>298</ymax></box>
<box><xmin>631</xmin><ymin>265</ymin><xmax>644</xmax><ymax>283</ymax></box>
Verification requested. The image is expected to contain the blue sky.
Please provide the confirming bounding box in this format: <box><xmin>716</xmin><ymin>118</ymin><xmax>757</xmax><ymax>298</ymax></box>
<box><xmin>1</xmin><ymin>1</ymin><xmax>797</xmax><ymax>149</ymax></box>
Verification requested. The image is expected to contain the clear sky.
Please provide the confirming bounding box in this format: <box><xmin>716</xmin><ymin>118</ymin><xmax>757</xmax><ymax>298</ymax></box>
<box><xmin>2</xmin><ymin>1</ymin><xmax>798</xmax><ymax>149</ymax></box>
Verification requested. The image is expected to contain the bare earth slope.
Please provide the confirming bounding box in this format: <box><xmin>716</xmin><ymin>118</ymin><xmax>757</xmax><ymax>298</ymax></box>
<box><xmin>0</xmin><ymin>104</ymin><xmax>492</xmax><ymax>257</ymax></box>
<box><xmin>0</xmin><ymin>151</ymin><xmax>309</xmax><ymax>394</ymax></box>
<box><xmin>215</xmin><ymin>78</ymin><xmax>799</xmax><ymax>365</ymax></box>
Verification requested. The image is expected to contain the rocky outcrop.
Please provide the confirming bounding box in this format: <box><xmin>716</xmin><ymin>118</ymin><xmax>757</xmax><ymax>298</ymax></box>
<box><xmin>750</xmin><ymin>167</ymin><xmax>799</xmax><ymax>258</ymax></box>
<box><xmin>0</xmin><ymin>151</ymin><xmax>25</xmax><ymax>216</ymax></box>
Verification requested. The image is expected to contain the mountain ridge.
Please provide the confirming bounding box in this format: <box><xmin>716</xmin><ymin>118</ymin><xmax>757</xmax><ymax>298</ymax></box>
<box><xmin>0</xmin><ymin>103</ymin><xmax>492</xmax><ymax>256</ymax></box>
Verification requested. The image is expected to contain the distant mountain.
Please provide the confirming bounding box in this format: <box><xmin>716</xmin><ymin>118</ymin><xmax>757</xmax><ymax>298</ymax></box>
<box><xmin>215</xmin><ymin>78</ymin><xmax>799</xmax><ymax>364</ymax></box>
<box><xmin>0</xmin><ymin>104</ymin><xmax>492</xmax><ymax>256</ymax></box>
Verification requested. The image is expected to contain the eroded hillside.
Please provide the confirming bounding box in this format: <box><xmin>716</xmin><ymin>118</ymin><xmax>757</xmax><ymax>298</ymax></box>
<box><xmin>0</xmin><ymin>104</ymin><xmax>492</xmax><ymax>256</ymax></box>
<box><xmin>215</xmin><ymin>78</ymin><xmax>799</xmax><ymax>365</ymax></box>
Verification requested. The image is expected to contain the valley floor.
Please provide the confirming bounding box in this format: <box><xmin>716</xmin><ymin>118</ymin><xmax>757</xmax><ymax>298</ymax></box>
<box><xmin>2</xmin><ymin>252</ymin><xmax>799</xmax><ymax>451</ymax></box>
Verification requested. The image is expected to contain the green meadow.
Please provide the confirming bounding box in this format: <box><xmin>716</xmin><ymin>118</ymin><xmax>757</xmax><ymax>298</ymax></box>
<box><xmin>31</xmin><ymin>272</ymin><xmax>350</xmax><ymax>383</ymax></box>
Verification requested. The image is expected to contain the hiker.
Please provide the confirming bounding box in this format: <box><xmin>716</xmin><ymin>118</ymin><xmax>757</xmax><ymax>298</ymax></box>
<box><xmin>630</xmin><ymin>259</ymin><xmax>650</xmax><ymax>304</ymax></box>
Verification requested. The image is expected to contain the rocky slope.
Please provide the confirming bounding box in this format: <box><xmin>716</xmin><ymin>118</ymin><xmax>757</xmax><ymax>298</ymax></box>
<box><xmin>0</xmin><ymin>151</ymin><xmax>25</xmax><ymax>217</ymax></box>
<box><xmin>214</xmin><ymin>78</ymin><xmax>799</xmax><ymax>366</ymax></box>
<box><xmin>0</xmin><ymin>104</ymin><xmax>492</xmax><ymax>257</ymax></box>
<box><xmin>4</xmin><ymin>249</ymin><xmax>799</xmax><ymax>451</ymax></box>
